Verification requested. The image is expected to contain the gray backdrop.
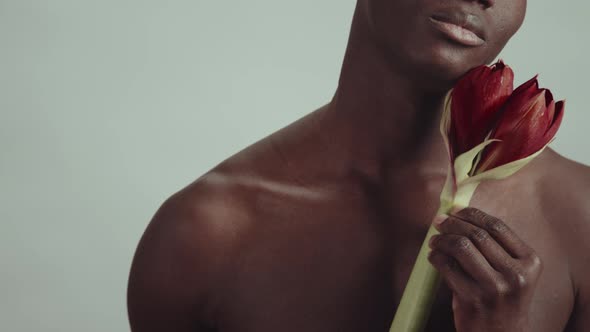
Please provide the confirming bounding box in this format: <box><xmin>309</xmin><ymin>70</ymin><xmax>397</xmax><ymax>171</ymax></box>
<box><xmin>1</xmin><ymin>1</ymin><xmax>588</xmax><ymax>331</ymax></box>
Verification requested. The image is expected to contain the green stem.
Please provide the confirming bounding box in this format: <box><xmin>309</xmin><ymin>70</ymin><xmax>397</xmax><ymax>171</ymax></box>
<box><xmin>389</xmin><ymin>183</ymin><xmax>479</xmax><ymax>332</ymax></box>
<box><xmin>388</xmin><ymin>224</ymin><xmax>441</xmax><ymax>332</ymax></box>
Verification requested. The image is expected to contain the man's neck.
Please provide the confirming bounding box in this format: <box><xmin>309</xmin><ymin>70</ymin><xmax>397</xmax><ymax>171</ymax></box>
<box><xmin>316</xmin><ymin>7</ymin><xmax>451</xmax><ymax>181</ymax></box>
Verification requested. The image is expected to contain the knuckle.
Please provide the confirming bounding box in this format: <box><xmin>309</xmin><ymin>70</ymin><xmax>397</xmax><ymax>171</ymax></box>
<box><xmin>484</xmin><ymin>216</ymin><xmax>508</xmax><ymax>234</ymax></box>
<box><xmin>482</xmin><ymin>279</ymin><xmax>511</xmax><ymax>300</ymax></box>
<box><xmin>451</xmin><ymin>236</ymin><xmax>472</xmax><ymax>252</ymax></box>
<box><xmin>505</xmin><ymin>271</ymin><xmax>529</xmax><ymax>291</ymax></box>
<box><xmin>469</xmin><ymin>228</ymin><xmax>490</xmax><ymax>243</ymax></box>
<box><xmin>513</xmin><ymin>272</ymin><xmax>528</xmax><ymax>289</ymax></box>
<box><xmin>506</xmin><ymin>265</ymin><xmax>531</xmax><ymax>290</ymax></box>
<box><xmin>525</xmin><ymin>253</ymin><xmax>544</xmax><ymax>274</ymax></box>
<box><xmin>493</xmin><ymin>280</ymin><xmax>512</xmax><ymax>297</ymax></box>
<box><xmin>429</xmin><ymin>251</ymin><xmax>457</xmax><ymax>273</ymax></box>
<box><xmin>458</xmin><ymin>208</ymin><xmax>510</xmax><ymax>235</ymax></box>
<box><xmin>528</xmin><ymin>252</ymin><xmax>542</xmax><ymax>267</ymax></box>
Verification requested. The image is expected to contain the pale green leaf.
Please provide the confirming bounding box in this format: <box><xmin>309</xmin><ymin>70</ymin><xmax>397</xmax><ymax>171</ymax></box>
<box><xmin>463</xmin><ymin>143</ymin><xmax>549</xmax><ymax>185</ymax></box>
<box><xmin>454</xmin><ymin>139</ymin><xmax>499</xmax><ymax>183</ymax></box>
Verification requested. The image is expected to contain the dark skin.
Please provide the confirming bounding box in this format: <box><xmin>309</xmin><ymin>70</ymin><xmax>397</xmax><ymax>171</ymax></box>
<box><xmin>127</xmin><ymin>0</ymin><xmax>590</xmax><ymax>331</ymax></box>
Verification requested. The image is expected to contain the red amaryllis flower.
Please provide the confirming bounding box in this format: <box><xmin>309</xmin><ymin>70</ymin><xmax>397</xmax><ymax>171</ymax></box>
<box><xmin>476</xmin><ymin>76</ymin><xmax>565</xmax><ymax>172</ymax></box>
<box><xmin>450</xmin><ymin>60</ymin><xmax>514</xmax><ymax>158</ymax></box>
<box><xmin>390</xmin><ymin>61</ymin><xmax>565</xmax><ymax>332</ymax></box>
<box><xmin>438</xmin><ymin>60</ymin><xmax>566</xmax><ymax>203</ymax></box>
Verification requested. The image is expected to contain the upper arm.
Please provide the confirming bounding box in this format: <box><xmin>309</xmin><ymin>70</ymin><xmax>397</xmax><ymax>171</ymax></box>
<box><xmin>127</xmin><ymin>188</ymin><xmax>244</xmax><ymax>332</ymax></box>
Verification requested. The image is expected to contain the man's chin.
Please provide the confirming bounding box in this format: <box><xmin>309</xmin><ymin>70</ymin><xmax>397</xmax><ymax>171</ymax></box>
<box><xmin>410</xmin><ymin>52</ymin><xmax>487</xmax><ymax>92</ymax></box>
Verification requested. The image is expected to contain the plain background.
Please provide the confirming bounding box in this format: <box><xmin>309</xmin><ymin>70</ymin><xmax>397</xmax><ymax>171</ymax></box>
<box><xmin>1</xmin><ymin>1</ymin><xmax>588</xmax><ymax>331</ymax></box>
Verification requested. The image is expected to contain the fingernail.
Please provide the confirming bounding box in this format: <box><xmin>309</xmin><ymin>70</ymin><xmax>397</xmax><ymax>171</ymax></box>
<box><xmin>433</xmin><ymin>214</ymin><xmax>449</xmax><ymax>226</ymax></box>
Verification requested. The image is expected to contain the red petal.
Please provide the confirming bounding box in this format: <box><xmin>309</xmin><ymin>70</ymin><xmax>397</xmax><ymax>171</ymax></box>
<box><xmin>477</xmin><ymin>84</ymin><xmax>565</xmax><ymax>172</ymax></box>
<box><xmin>450</xmin><ymin>61</ymin><xmax>514</xmax><ymax>157</ymax></box>
<box><xmin>490</xmin><ymin>77</ymin><xmax>542</xmax><ymax>139</ymax></box>
<box><xmin>543</xmin><ymin>100</ymin><xmax>565</xmax><ymax>142</ymax></box>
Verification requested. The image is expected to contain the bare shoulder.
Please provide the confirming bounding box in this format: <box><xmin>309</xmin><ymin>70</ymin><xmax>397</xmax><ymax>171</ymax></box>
<box><xmin>127</xmin><ymin>170</ymin><xmax>256</xmax><ymax>331</ymax></box>
<box><xmin>536</xmin><ymin>149</ymin><xmax>590</xmax><ymax>219</ymax></box>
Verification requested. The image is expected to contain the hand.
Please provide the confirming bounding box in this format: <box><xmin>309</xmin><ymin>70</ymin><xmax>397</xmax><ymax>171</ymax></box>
<box><xmin>427</xmin><ymin>207</ymin><xmax>543</xmax><ymax>332</ymax></box>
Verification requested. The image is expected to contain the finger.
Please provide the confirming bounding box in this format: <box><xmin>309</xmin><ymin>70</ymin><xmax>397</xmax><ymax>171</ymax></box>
<box><xmin>452</xmin><ymin>207</ymin><xmax>533</xmax><ymax>259</ymax></box>
<box><xmin>429</xmin><ymin>234</ymin><xmax>501</xmax><ymax>285</ymax></box>
<box><xmin>428</xmin><ymin>250</ymin><xmax>478</xmax><ymax>302</ymax></box>
<box><xmin>434</xmin><ymin>215</ymin><xmax>516</xmax><ymax>273</ymax></box>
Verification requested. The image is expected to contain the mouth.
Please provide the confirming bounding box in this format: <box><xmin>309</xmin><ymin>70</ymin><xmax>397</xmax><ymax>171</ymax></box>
<box><xmin>429</xmin><ymin>10</ymin><xmax>486</xmax><ymax>47</ymax></box>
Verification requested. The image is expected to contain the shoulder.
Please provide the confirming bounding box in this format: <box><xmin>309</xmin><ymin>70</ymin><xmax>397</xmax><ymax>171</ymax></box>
<box><xmin>535</xmin><ymin>149</ymin><xmax>590</xmax><ymax>221</ymax></box>
<box><xmin>534</xmin><ymin>149</ymin><xmax>590</xmax><ymax>248</ymax></box>
<box><xmin>127</xmin><ymin>170</ymin><xmax>256</xmax><ymax>331</ymax></box>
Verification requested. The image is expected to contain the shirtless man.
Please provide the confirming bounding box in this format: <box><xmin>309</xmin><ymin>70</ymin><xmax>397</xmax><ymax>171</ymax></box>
<box><xmin>127</xmin><ymin>0</ymin><xmax>590</xmax><ymax>331</ymax></box>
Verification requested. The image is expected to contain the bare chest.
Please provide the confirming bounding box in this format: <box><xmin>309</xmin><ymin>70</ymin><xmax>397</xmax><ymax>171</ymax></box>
<box><xmin>215</xmin><ymin>188</ymin><xmax>574</xmax><ymax>332</ymax></box>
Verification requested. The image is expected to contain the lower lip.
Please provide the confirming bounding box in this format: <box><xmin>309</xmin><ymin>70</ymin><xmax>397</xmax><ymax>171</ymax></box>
<box><xmin>429</xmin><ymin>17</ymin><xmax>485</xmax><ymax>47</ymax></box>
